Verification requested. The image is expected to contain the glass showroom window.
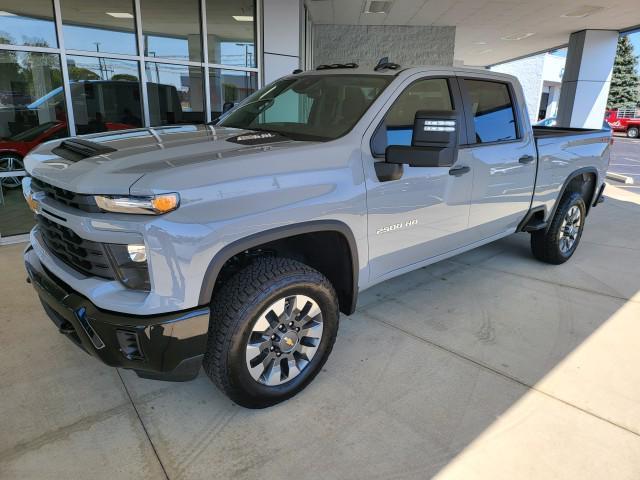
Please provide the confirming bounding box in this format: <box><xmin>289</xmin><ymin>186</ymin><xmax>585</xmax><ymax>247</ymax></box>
<box><xmin>146</xmin><ymin>62</ymin><xmax>204</xmax><ymax>126</ymax></box>
<box><xmin>209</xmin><ymin>69</ymin><xmax>257</xmax><ymax>121</ymax></box>
<box><xmin>0</xmin><ymin>50</ymin><xmax>65</xmax><ymax>237</ymax></box>
<box><xmin>140</xmin><ymin>0</ymin><xmax>202</xmax><ymax>62</ymax></box>
<box><xmin>206</xmin><ymin>0</ymin><xmax>256</xmax><ymax>68</ymax></box>
<box><xmin>60</xmin><ymin>0</ymin><xmax>137</xmax><ymax>56</ymax></box>
<box><xmin>0</xmin><ymin>1</ymin><xmax>58</xmax><ymax>48</ymax></box>
<box><xmin>67</xmin><ymin>55</ymin><xmax>143</xmax><ymax>134</ymax></box>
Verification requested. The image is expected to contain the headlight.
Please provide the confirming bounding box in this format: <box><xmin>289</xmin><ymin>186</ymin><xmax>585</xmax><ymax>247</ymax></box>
<box><xmin>104</xmin><ymin>244</ymin><xmax>151</xmax><ymax>291</ymax></box>
<box><xmin>95</xmin><ymin>193</ymin><xmax>179</xmax><ymax>215</ymax></box>
<box><xmin>22</xmin><ymin>177</ymin><xmax>43</xmax><ymax>214</ymax></box>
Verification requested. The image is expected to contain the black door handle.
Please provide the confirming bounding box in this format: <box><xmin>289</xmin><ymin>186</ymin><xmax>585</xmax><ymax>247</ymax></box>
<box><xmin>519</xmin><ymin>155</ymin><xmax>535</xmax><ymax>164</ymax></box>
<box><xmin>449</xmin><ymin>165</ymin><xmax>470</xmax><ymax>176</ymax></box>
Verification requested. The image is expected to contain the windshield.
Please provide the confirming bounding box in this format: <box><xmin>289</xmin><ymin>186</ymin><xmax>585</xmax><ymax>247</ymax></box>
<box><xmin>219</xmin><ymin>75</ymin><xmax>392</xmax><ymax>141</ymax></box>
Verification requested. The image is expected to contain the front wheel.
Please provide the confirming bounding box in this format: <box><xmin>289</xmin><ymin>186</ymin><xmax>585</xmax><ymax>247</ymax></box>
<box><xmin>627</xmin><ymin>127</ymin><xmax>639</xmax><ymax>139</ymax></box>
<box><xmin>531</xmin><ymin>192</ymin><xmax>586</xmax><ymax>264</ymax></box>
<box><xmin>203</xmin><ymin>257</ymin><xmax>339</xmax><ymax>408</ymax></box>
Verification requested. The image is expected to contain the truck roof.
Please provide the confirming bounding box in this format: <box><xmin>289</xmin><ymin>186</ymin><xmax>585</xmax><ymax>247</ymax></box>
<box><xmin>290</xmin><ymin>65</ymin><xmax>518</xmax><ymax>83</ymax></box>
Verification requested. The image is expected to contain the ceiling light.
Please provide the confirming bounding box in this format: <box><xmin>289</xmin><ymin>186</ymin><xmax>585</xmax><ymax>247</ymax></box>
<box><xmin>561</xmin><ymin>6</ymin><xmax>604</xmax><ymax>18</ymax></box>
<box><xmin>0</xmin><ymin>10</ymin><xmax>16</xmax><ymax>16</ymax></box>
<box><xmin>501</xmin><ymin>32</ymin><xmax>535</xmax><ymax>41</ymax></box>
<box><xmin>106</xmin><ymin>12</ymin><xmax>133</xmax><ymax>18</ymax></box>
<box><xmin>233</xmin><ymin>15</ymin><xmax>254</xmax><ymax>22</ymax></box>
<box><xmin>363</xmin><ymin>0</ymin><xmax>393</xmax><ymax>14</ymax></box>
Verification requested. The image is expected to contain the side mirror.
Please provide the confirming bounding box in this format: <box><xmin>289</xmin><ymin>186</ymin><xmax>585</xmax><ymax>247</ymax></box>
<box><xmin>412</xmin><ymin>110</ymin><xmax>459</xmax><ymax>147</ymax></box>
<box><xmin>385</xmin><ymin>110</ymin><xmax>461</xmax><ymax>168</ymax></box>
<box><xmin>385</xmin><ymin>145</ymin><xmax>455</xmax><ymax>167</ymax></box>
<box><xmin>222</xmin><ymin>101</ymin><xmax>235</xmax><ymax>113</ymax></box>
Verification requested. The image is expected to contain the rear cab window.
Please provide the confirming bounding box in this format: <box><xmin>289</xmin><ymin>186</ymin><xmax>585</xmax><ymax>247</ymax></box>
<box><xmin>462</xmin><ymin>79</ymin><xmax>518</xmax><ymax>144</ymax></box>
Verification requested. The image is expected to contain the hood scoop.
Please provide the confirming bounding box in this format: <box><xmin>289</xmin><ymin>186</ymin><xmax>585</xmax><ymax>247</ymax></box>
<box><xmin>52</xmin><ymin>138</ymin><xmax>117</xmax><ymax>162</ymax></box>
<box><xmin>226</xmin><ymin>131</ymin><xmax>290</xmax><ymax>146</ymax></box>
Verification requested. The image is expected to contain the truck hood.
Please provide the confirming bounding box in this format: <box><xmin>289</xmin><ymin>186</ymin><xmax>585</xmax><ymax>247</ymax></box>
<box><xmin>24</xmin><ymin>125</ymin><xmax>309</xmax><ymax>195</ymax></box>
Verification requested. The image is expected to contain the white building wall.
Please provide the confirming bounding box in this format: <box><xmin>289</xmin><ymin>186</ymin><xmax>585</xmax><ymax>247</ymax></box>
<box><xmin>490</xmin><ymin>54</ymin><xmax>545</xmax><ymax>123</ymax></box>
<box><xmin>542</xmin><ymin>54</ymin><xmax>566</xmax><ymax>84</ymax></box>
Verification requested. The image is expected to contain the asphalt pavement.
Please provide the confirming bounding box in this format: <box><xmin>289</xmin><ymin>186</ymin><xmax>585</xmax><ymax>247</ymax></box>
<box><xmin>610</xmin><ymin>135</ymin><xmax>640</xmax><ymax>187</ymax></box>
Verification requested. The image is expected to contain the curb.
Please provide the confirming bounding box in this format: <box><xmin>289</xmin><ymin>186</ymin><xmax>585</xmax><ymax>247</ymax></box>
<box><xmin>606</xmin><ymin>172</ymin><xmax>635</xmax><ymax>185</ymax></box>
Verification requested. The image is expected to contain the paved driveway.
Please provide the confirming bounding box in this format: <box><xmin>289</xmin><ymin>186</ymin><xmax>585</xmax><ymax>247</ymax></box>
<box><xmin>611</xmin><ymin>135</ymin><xmax>640</xmax><ymax>186</ymax></box>
<box><xmin>2</xmin><ymin>185</ymin><xmax>640</xmax><ymax>480</ymax></box>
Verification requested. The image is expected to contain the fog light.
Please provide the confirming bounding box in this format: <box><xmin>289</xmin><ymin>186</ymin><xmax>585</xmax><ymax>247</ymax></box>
<box><xmin>127</xmin><ymin>244</ymin><xmax>147</xmax><ymax>263</ymax></box>
<box><xmin>104</xmin><ymin>243</ymin><xmax>151</xmax><ymax>291</ymax></box>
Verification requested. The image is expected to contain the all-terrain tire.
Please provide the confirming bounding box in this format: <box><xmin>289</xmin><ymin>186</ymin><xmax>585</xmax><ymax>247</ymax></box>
<box><xmin>203</xmin><ymin>257</ymin><xmax>339</xmax><ymax>408</ymax></box>
<box><xmin>531</xmin><ymin>191</ymin><xmax>586</xmax><ymax>264</ymax></box>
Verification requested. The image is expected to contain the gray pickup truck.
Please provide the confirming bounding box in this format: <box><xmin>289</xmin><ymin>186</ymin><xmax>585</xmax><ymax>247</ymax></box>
<box><xmin>22</xmin><ymin>64</ymin><xmax>610</xmax><ymax>408</ymax></box>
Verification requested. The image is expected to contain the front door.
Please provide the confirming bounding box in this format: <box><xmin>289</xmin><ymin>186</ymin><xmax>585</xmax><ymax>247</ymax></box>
<box><xmin>363</xmin><ymin>75</ymin><xmax>473</xmax><ymax>281</ymax></box>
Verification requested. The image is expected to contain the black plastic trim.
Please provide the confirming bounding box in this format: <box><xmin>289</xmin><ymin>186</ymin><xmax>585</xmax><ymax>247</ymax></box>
<box><xmin>374</xmin><ymin>161</ymin><xmax>403</xmax><ymax>181</ymax></box>
<box><xmin>592</xmin><ymin>183</ymin><xmax>606</xmax><ymax>207</ymax></box>
<box><xmin>25</xmin><ymin>248</ymin><xmax>209</xmax><ymax>382</ymax></box>
<box><xmin>546</xmin><ymin>167</ymin><xmax>599</xmax><ymax>228</ymax></box>
<box><xmin>517</xmin><ymin>206</ymin><xmax>547</xmax><ymax>233</ymax></box>
<box><xmin>198</xmin><ymin>220</ymin><xmax>359</xmax><ymax>314</ymax></box>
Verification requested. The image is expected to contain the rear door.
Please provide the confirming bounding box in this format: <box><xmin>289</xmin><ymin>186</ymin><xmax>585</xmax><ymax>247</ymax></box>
<box><xmin>363</xmin><ymin>74</ymin><xmax>473</xmax><ymax>280</ymax></box>
<box><xmin>456</xmin><ymin>75</ymin><xmax>537</xmax><ymax>239</ymax></box>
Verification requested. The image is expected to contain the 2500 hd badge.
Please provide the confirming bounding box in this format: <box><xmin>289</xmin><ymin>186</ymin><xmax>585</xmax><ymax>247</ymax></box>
<box><xmin>376</xmin><ymin>219</ymin><xmax>418</xmax><ymax>235</ymax></box>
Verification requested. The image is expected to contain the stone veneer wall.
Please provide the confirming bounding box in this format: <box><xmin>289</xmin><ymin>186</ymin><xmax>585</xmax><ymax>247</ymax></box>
<box><xmin>312</xmin><ymin>25</ymin><xmax>456</xmax><ymax>69</ymax></box>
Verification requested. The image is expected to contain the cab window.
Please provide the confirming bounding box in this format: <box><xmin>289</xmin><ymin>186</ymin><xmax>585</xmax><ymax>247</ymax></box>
<box><xmin>386</xmin><ymin>79</ymin><xmax>453</xmax><ymax>146</ymax></box>
<box><xmin>373</xmin><ymin>78</ymin><xmax>453</xmax><ymax>155</ymax></box>
<box><xmin>463</xmin><ymin>79</ymin><xmax>518</xmax><ymax>143</ymax></box>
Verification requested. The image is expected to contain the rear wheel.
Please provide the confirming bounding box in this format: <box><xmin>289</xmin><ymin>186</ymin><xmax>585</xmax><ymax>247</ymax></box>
<box><xmin>203</xmin><ymin>257</ymin><xmax>339</xmax><ymax>408</ymax></box>
<box><xmin>531</xmin><ymin>192</ymin><xmax>586</xmax><ymax>264</ymax></box>
<box><xmin>0</xmin><ymin>154</ymin><xmax>24</xmax><ymax>189</ymax></box>
<box><xmin>628</xmin><ymin>127</ymin><xmax>639</xmax><ymax>139</ymax></box>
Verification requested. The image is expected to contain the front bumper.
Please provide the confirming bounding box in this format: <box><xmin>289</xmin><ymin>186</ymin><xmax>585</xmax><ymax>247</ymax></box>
<box><xmin>24</xmin><ymin>246</ymin><xmax>210</xmax><ymax>381</ymax></box>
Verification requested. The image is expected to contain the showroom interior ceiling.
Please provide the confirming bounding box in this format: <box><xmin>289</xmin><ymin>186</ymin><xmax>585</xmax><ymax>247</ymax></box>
<box><xmin>306</xmin><ymin>0</ymin><xmax>640</xmax><ymax>66</ymax></box>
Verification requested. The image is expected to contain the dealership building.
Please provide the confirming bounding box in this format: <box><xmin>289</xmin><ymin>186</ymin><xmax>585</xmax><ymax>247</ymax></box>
<box><xmin>0</xmin><ymin>0</ymin><xmax>639</xmax><ymax>241</ymax></box>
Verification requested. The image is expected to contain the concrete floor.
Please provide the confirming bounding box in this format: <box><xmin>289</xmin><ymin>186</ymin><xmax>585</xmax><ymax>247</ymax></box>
<box><xmin>1</xmin><ymin>184</ymin><xmax>640</xmax><ymax>480</ymax></box>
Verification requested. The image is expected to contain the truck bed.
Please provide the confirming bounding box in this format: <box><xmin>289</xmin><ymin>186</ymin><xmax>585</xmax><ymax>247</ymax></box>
<box><xmin>530</xmin><ymin>126</ymin><xmax>610</xmax><ymax>221</ymax></box>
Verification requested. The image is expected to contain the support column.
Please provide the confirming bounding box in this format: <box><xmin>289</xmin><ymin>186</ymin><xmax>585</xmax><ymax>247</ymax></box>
<box><xmin>547</xmin><ymin>85</ymin><xmax>561</xmax><ymax>118</ymax></box>
<box><xmin>262</xmin><ymin>0</ymin><xmax>302</xmax><ymax>84</ymax></box>
<box><xmin>556</xmin><ymin>30</ymin><xmax>619</xmax><ymax>129</ymax></box>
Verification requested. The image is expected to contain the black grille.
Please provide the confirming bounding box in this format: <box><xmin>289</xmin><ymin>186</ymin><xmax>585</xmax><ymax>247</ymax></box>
<box><xmin>32</xmin><ymin>178</ymin><xmax>101</xmax><ymax>213</ymax></box>
<box><xmin>36</xmin><ymin>215</ymin><xmax>116</xmax><ymax>279</ymax></box>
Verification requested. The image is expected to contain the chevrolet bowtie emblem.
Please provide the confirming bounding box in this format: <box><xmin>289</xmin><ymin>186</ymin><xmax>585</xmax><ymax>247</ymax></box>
<box><xmin>284</xmin><ymin>337</ymin><xmax>295</xmax><ymax>347</ymax></box>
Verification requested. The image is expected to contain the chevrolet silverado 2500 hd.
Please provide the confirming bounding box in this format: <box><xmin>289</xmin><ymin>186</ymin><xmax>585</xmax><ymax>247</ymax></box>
<box><xmin>22</xmin><ymin>64</ymin><xmax>610</xmax><ymax>408</ymax></box>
